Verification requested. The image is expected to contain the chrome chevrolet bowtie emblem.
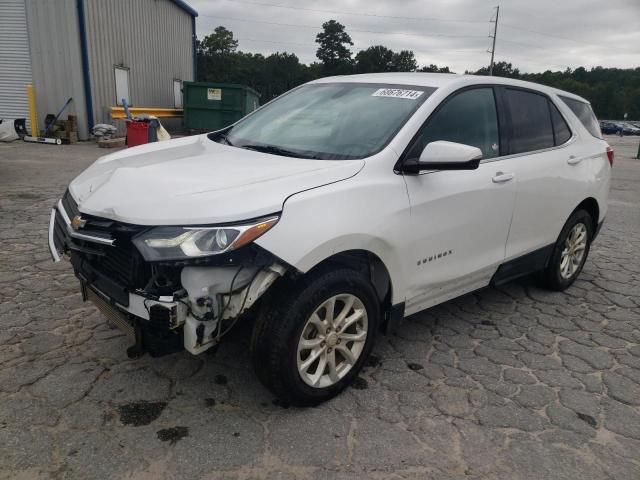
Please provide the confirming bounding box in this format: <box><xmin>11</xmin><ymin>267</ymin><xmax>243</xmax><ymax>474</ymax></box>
<box><xmin>71</xmin><ymin>215</ymin><xmax>87</xmax><ymax>230</ymax></box>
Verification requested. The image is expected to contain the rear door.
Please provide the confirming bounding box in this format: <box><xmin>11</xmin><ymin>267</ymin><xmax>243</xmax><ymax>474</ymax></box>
<box><xmin>400</xmin><ymin>86</ymin><xmax>517</xmax><ymax>314</ymax></box>
<box><xmin>499</xmin><ymin>87</ymin><xmax>590</xmax><ymax>260</ymax></box>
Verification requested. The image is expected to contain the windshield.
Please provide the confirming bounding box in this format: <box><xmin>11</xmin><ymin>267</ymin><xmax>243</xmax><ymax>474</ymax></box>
<box><xmin>212</xmin><ymin>83</ymin><xmax>436</xmax><ymax>160</ymax></box>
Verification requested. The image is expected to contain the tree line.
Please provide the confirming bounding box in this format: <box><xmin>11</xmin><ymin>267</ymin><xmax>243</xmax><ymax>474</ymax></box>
<box><xmin>196</xmin><ymin>21</ymin><xmax>639</xmax><ymax>120</ymax></box>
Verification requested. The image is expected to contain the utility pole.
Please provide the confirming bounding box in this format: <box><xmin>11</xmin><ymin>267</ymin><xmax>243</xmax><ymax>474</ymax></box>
<box><xmin>489</xmin><ymin>6</ymin><xmax>500</xmax><ymax>75</ymax></box>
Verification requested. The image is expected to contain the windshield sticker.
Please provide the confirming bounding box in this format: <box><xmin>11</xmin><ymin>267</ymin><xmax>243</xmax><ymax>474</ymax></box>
<box><xmin>372</xmin><ymin>88</ymin><xmax>424</xmax><ymax>100</ymax></box>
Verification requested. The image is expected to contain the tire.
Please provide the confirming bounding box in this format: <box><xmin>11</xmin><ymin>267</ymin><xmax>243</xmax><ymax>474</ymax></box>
<box><xmin>250</xmin><ymin>268</ymin><xmax>380</xmax><ymax>406</ymax></box>
<box><xmin>540</xmin><ymin>209</ymin><xmax>593</xmax><ymax>291</ymax></box>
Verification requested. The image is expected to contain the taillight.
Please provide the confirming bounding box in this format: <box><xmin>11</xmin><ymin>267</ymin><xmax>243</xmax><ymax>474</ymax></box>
<box><xmin>606</xmin><ymin>145</ymin><xmax>614</xmax><ymax>166</ymax></box>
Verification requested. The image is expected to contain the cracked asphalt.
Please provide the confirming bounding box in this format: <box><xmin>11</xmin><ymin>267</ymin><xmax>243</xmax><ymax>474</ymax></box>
<box><xmin>1</xmin><ymin>135</ymin><xmax>639</xmax><ymax>480</ymax></box>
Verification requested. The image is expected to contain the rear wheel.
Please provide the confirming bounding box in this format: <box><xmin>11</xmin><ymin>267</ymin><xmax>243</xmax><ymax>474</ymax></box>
<box><xmin>250</xmin><ymin>268</ymin><xmax>379</xmax><ymax>406</ymax></box>
<box><xmin>540</xmin><ymin>209</ymin><xmax>593</xmax><ymax>291</ymax></box>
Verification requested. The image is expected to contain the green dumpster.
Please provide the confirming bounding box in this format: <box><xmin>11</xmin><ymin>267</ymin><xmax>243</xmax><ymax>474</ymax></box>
<box><xmin>183</xmin><ymin>82</ymin><xmax>260</xmax><ymax>131</ymax></box>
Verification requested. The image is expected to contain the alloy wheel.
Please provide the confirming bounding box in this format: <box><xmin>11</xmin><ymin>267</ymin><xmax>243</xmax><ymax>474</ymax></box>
<box><xmin>296</xmin><ymin>294</ymin><xmax>368</xmax><ymax>388</ymax></box>
<box><xmin>560</xmin><ymin>222</ymin><xmax>588</xmax><ymax>279</ymax></box>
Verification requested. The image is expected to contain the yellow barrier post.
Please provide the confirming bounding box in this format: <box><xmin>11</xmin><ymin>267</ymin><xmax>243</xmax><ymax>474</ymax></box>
<box><xmin>26</xmin><ymin>84</ymin><xmax>39</xmax><ymax>137</ymax></box>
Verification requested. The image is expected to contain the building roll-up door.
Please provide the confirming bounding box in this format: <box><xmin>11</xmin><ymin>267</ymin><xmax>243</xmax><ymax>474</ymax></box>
<box><xmin>0</xmin><ymin>0</ymin><xmax>34</xmax><ymax>134</ymax></box>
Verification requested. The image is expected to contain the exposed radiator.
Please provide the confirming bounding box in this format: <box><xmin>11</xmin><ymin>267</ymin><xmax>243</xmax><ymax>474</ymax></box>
<box><xmin>83</xmin><ymin>283</ymin><xmax>135</xmax><ymax>339</ymax></box>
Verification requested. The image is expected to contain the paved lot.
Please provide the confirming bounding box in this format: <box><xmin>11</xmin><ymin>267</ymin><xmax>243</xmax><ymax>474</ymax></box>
<box><xmin>1</xmin><ymin>135</ymin><xmax>639</xmax><ymax>480</ymax></box>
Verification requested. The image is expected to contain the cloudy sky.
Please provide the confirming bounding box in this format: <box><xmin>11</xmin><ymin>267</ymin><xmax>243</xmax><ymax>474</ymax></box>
<box><xmin>189</xmin><ymin>0</ymin><xmax>639</xmax><ymax>73</ymax></box>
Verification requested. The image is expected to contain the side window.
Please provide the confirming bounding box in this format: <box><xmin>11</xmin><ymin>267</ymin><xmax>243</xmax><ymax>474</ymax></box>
<box><xmin>406</xmin><ymin>88</ymin><xmax>500</xmax><ymax>160</ymax></box>
<box><xmin>559</xmin><ymin>96</ymin><xmax>602</xmax><ymax>139</ymax></box>
<box><xmin>504</xmin><ymin>88</ymin><xmax>554</xmax><ymax>154</ymax></box>
<box><xmin>549</xmin><ymin>101</ymin><xmax>572</xmax><ymax>145</ymax></box>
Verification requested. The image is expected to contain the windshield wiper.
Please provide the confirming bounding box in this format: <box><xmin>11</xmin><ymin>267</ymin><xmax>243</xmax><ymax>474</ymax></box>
<box><xmin>239</xmin><ymin>144</ymin><xmax>313</xmax><ymax>159</ymax></box>
<box><xmin>217</xmin><ymin>133</ymin><xmax>234</xmax><ymax>146</ymax></box>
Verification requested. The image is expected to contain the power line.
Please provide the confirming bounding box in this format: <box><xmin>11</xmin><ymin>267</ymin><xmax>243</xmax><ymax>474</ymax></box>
<box><xmin>238</xmin><ymin>35</ymin><xmax>481</xmax><ymax>55</ymax></box>
<box><xmin>500</xmin><ymin>23</ymin><xmax>600</xmax><ymax>47</ymax></box>
<box><xmin>209</xmin><ymin>1</ymin><xmax>612</xmax><ymax>51</ymax></box>
<box><xmin>240</xmin><ymin>38</ymin><xmax>315</xmax><ymax>48</ymax></box>
<box><xmin>218</xmin><ymin>33</ymin><xmax>574</xmax><ymax>73</ymax></box>
<box><xmin>497</xmin><ymin>38</ymin><xmax>562</xmax><ymax>51</ymax></box>
<box><xmin>239</xmin><ymin>37</ymin><xmax>382</xmax><ymax>53</ymax></box>
<box><xmin>200</xmin><ymin>8</ymin><xmax>599</xmax><ymax>71</ymax></box>
<box><xmin>200</xmin><ymin>14</ymin><xmax>488</xmax><ymax>40</ymax></box>
<box><xmin>222</xmin><ymin>0</ymin><xmax>487</xmax><ymax>24</ymax></box>
<box><xmin>493</xmin><ymin>52</ymin><xmax>571</xmax><ymax>71</ymax></box>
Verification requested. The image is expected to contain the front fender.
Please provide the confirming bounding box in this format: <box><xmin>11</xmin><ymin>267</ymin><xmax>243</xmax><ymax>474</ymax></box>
<box><xmin>255</xmin><ymin>168</ymin><xmax>410</xmax><ymax>304</ymax></box>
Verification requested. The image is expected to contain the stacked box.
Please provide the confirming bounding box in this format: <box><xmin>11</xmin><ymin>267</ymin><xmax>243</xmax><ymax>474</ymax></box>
<box><xmin>51</xmin><ymin>115</ymin><xmax>79</xmax><ymax>143</ymax></box>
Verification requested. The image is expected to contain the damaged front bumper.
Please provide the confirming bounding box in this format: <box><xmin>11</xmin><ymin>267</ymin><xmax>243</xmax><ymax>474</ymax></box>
<box><xmin>48</xmin><ymin>192</ymin><xmax>286</xmax><ymax>357</ymax></box>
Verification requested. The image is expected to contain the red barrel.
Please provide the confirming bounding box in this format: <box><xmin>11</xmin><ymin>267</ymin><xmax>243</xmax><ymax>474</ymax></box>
<box><xmin>126</xmin><ymin>121</ymin><xmax>149</xmax><ymax>147</ymax></box>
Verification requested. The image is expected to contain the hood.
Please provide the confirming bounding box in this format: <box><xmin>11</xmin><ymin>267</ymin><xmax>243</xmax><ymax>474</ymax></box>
<box><xmin>69</xmin><ymin>135</ymin><xmax>364</xmax><ymax>225</ymax></box>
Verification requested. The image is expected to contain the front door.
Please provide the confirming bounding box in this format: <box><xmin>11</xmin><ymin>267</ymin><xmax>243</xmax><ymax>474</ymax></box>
<box><xmin>400</xmin><ymin>87</ymin><xmax>517</xmax><ymax>315</ymax></box>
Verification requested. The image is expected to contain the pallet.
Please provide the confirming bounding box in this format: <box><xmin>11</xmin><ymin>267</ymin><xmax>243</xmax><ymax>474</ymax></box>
<box><xmin>98</xmin><ymin>137</ymin><xmax>125</xmax><ymax>148</ymax></box>
<box><xmin>44</xmin><ymin>113</ymin><xmax>79</xmax><ymax>143</ymax></box>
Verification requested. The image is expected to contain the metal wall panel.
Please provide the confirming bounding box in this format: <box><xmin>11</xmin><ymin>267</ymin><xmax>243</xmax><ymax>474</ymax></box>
<box><xmin>0</xmin><ymin>0</ymin><xmax>33</xmax><ymax>133</ymax></box>
<box><xmin>84</xmin><ymin>0</ymin><xmax>194</xmax><ymax>127</ymax></box>
<box><xmin>24</xmin><ymin>0</ymin><xmax>89</xmax><ymax>139</ymax></box>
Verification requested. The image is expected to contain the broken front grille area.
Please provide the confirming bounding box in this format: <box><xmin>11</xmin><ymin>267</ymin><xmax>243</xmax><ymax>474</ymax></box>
<box><xmin>56</xmin><ymin>190</ymin><xmax>274</xmax><ymax>306</ymax></box>
<box><xmin>56</xmin><ymin>191</ymin><xmax>152</xmax><ymax>305</ymax></box>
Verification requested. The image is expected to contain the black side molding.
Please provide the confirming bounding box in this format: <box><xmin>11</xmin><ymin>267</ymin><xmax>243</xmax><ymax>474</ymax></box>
<box><xmin>383</xmin><ymin>302</ymin><xmax>405</xmax><ymax>335</ymax></box>
<box><xmin>491</xmin><ymin>244</ymin><xmax>554</xmax><ymax>286</ymax></box>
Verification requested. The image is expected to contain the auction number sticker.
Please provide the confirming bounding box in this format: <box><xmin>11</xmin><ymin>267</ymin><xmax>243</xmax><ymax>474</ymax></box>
<box><xmin>207</xmin><ymin>88</ymin><xmax>222</xmax><ymax>101</ymax></box>
<box><xmin>372</xmin><ymin>88</ymin><xmax>424</xmax><ymax>99</ymax></box>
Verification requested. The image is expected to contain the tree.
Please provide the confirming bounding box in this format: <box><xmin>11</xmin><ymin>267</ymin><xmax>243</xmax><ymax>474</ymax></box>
<box><xmin>355</xmin><ymin>46</ymin><xmax>418</xmax><ymax>73</ymax></box>
<box><xmin>391</xmin><ymin>50</ymin><xmax>418</xmax><ymax>72</ymax></box>
<box><xmin>315</xmin><ymin>20</ymin><xmax>353</xmax><ymax>75</ymax></box>
<box><xmin>262</xmin><ymin>52</ymin><xmax>313</xmax><ymax>100</ymax></box>
<box><xmin>196</xmin><ymin>23</ymin><xmax>640</xmax><ymax>121</ymax></box>
<box><xmin>471</xmin><ymin>61</ymin><xmax>520</xmax><ymax>78</ymax></box>
<box><xmin>466</xmin><ymin>62</ymin><xmax>640</xmax><ymax>119</ymax></box>
<box><xmin>198</xmin><ymin>26</ymin><xmax>238</xmax><ymax>56</ymax></box>
<box><xmin>196</xmin><ymin>26</ymin><xmax>241</xmax><ymax>84</ymax></box>
<box><xmin>355</xmin><ymin>46</ymin><xmax>394</xmax><ymax>73</ymax></box>
<box><xmin>420</xmin><ymin>64</ymin><xmax>451</xmax><ymax>73</ymax></box>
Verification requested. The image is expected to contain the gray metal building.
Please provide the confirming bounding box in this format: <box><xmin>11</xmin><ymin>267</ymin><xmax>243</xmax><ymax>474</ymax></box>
<box><xmin>0</xmin><ymin>0</ymin><xmax>197</xmax><ymax>140</ymax></box>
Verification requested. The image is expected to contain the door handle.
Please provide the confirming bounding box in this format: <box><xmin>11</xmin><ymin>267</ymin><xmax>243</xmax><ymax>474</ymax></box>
<box><xmin>567</xmin><ymin>155</ymin><xmax>583</xmax><ymax>165</ymax></box>
<box><xmin>492</xmin><ymin>172</ymin><xmax>515</xmax><ymax>183</ymax></box>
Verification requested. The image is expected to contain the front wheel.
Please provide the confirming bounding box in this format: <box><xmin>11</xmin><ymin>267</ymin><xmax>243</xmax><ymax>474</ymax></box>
<box><xmin>540</xmin><ymin>209</ymin><xmax>593</xmax><ymax>291</ymax></box>
<box><xmin>250</xmin><ymin>268</ymin><xmax>380</xmax><ymax>406</ymax></box>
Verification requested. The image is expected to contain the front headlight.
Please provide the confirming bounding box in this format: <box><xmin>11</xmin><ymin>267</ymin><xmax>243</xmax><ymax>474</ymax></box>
<box><xmin>132</xmin><ymin>216</ymin><xmax>279</xmax><ymax>261</ymax></box>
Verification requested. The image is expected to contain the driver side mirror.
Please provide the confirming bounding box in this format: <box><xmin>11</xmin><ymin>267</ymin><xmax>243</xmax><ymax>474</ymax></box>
<box><xmin>401</xmin><ymin>141</ymin><xmax>483</xmax><ymax>173</ymax></box>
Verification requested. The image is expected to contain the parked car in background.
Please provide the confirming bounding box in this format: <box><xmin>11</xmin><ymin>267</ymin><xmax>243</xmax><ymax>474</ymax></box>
<box><xmin>602</xmin><ymin>121</ymin><xmax>640</xmax><ymax>136</ymax></box>
<box><xmin>48</xmin><ymin>73</ymin><xmax>612</xmax><ymax>405</ymax></box>
<box><xmin>621</xmin><ymin>123</ymin><xmax>640</xmax><ymax>135</ymax></box>
<box><xmin>600</xmin><ymin>121</ymin><xmax>621</xmax><ymax>135</ymax></box>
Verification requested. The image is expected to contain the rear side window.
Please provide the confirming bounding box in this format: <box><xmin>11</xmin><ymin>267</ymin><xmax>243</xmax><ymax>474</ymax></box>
<box><xmin>504</xmin><ymin>89</ymin><xmax>554</xmax><ymax>154</ymax></box>
<box><xmin>559</xmin><ymin>96</ymin><xmax>602</xmax><ymax>139</ymax></box>
<box><xmin>406</xmin><ymin>87</ymin><xmax>500</xmax><ymax>160</ymax></box>
<box><xmin>549</xmin><ymin>102</ymin><xmax>572</xmax><ymax>145</ymax></box>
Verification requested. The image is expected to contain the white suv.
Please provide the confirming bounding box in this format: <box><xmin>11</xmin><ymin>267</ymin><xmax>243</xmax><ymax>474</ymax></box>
<box><xmin>49</xmin><ymin>73</ymin><xmax>612</xmax><ymax>405</ymax></box>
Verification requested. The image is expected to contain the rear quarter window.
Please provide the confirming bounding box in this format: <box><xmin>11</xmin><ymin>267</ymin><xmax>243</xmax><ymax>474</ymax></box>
<box><xmin>559</xmin><ymin>96</ymin><xmax>602</xmax><ymax>139</ymax></box>
<box><xmin>504</xmin><ymin>88</ymin><xmax>554</xmax><ymax>154</ymax></box>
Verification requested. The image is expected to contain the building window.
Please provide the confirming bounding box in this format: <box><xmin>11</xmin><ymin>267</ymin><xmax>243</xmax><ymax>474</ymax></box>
<box><xmin>173</xmin><ymin>79</ymin><xmax>183</xmax><ymax>108</ymax></box>
<box><xmin>115</xmin><ymin>66</ymin><xmax>130</xmax><ymax>106</ymax></box>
